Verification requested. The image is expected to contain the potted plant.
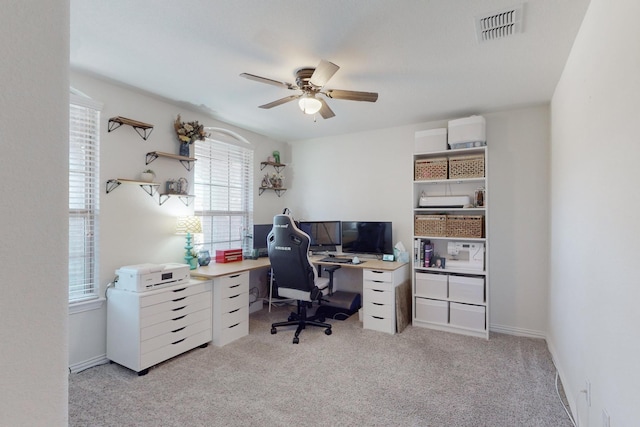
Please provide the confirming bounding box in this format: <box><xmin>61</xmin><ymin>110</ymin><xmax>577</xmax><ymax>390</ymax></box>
<box><xmin>140</xmin><ymin>169</ymin><xmax>155</xmax><ymax>182</ymax></box>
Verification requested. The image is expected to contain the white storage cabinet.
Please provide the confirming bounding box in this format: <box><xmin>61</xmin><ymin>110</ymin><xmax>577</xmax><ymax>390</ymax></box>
<box><xmin>362</xmin><ymin>265</ymin><xmax>409</xmax><ymax>335</ymax></box>
<box><xmin>412</xmin><ymin>143</ymin><xmax>489</xmax><ymax>339</ymax></box>
<box><xmin>211</xmin><ymin>271</ymin><xmax>250</xmax><ymax>346</ymax></box>
<box><xmin>107</xmin><ymin>278</ymin><xmax>213</xmax><ymax>375</ymax></box>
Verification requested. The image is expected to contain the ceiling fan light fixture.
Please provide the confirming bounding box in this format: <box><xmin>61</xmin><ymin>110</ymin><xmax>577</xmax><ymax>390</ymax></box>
<box><xmin>298</xmin><ymin>95</ymin><xmax>322</xmax><ymax>115</ymax></box>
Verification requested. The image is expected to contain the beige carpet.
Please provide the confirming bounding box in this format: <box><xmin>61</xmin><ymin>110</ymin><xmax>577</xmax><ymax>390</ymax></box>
<box><xmin>69</xmin><ymin>304</ymin><xmax>572</xmax><ymax>426</ymax></box>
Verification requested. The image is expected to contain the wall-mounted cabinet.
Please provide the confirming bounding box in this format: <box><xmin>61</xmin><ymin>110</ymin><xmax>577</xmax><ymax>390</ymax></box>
<box><xmin>412</xmin><ymin>146</ymin><xmax>489</xmax><ymax>339</ymax></box>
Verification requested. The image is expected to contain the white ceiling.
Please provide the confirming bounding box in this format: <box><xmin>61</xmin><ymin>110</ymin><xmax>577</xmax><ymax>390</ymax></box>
<box><xmin>70</xmin><ymin>0</ymin><xmax>591</xmax><ymax>142</ymax></box>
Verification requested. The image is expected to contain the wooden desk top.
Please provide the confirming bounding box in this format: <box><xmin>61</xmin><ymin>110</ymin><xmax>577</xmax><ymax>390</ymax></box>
<box><xmin>189</xmin><ymin>255</ymin><xmax>408</xmax><ymax>279</ymax></box>
<box><xmin>190</xmin><ymin>257</ymin><xmax>271</xmax><ymax>279</ymax></box>
<box><xmin>311</xmin><ymin>256</ymin><xmax>408</xmax><ymax>271</ymax></box>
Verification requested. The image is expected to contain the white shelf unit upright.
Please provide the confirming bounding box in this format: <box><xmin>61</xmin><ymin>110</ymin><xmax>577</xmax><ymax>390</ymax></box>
<box><xmin>412</xmin><ymin>146</ymin><xmax>489</xmax><ymax>339</ymax></box>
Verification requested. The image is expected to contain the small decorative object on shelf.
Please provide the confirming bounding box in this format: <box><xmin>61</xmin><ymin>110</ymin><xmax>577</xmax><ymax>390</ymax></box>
<box><xmin>174</xmin><ymin>114</ymin><xmax>210</xmax><ymax>156</ymax></box>
<box><xmin>140</xmin><ymin>169</ymin><xmax>155</xmax><ymax>182</ymax></box>
<box><xmin>272</xmin><ymin>151</ymin><xmax>280</xmax><ymax>163</ymax></box>
<box><xmin>269</xmin><ymin>172</ymin><xmax>284</xmax><ymax>188</ymax></box>
<box><xmin>166</xmin><ymin>179</ymin><xmax>179</xmax><ymax>194</ymax></box>
<box><xmin>197</xmin><ymin>249</ymin><xmax>211</xmax><ymax>266</ymax></box>
<box><xmin>178</xmin><ymin>177</ymin><xmax>189</xmax><ymax>195</ymax></box>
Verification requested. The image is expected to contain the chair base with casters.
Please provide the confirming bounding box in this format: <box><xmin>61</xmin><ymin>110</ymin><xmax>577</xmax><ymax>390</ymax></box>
<box><xmin>270</xmin><ymin>300</ymin><xmax>332</xmax><ymax>344</ymax></box>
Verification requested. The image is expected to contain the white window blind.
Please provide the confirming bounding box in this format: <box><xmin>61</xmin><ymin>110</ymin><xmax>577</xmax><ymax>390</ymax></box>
<box><xmin>194</xmin><ymin>139</ymin><xmax>253</xmax><ymax>252</ymax></box>
<box><xmin>69</xmin><ymin>94</ymin><xmax>101</xmax><ymax>302</ymax></box>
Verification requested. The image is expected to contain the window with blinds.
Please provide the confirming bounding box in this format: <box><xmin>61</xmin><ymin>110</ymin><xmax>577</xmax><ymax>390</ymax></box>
<box><xmin>69</xmin><ymin>94</ymin><xmax>101</xmax><ymax>302</ymax></box>
<box><xmin>194</xmin><ymin>138</ymin><xmax>253</xmax><ymax>253</ymax></box>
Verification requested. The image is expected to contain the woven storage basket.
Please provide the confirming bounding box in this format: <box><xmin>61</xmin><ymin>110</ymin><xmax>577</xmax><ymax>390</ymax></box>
<box><xmin>449</xmin><ymin>154</ymin><xmax>484</xmax><ymax>179</ymax></box>
<box><xmin>446</xmin><ymin>215</ymin><xmax>484</xmax><ymax>238</ymax></box>
<box><xmin>415</xmin><ymin>215</ymin><xmax>447</xmax><ymax>236</ymax></box>
<box><xmin>415</xmin><ymin>157</ymin><xmax>448</xmax><ymax>180</ymax></box>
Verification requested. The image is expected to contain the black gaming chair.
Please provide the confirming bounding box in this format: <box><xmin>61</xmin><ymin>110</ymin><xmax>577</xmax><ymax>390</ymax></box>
<box><xmin>267</xmin><ymin>211</ymin><xmax>332</xmax><ymax>344</ymax></box>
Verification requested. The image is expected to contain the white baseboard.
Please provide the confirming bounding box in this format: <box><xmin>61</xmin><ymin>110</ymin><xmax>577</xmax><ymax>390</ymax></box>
<box><xmin>489</xmin><ymin>323</ymin><xmax>547</xmax><ymax>339</ymax></box>
<box><xmin>69</xmin><ymin>354</ymin><xmax>110</xmax><ymax>374</ymax></box>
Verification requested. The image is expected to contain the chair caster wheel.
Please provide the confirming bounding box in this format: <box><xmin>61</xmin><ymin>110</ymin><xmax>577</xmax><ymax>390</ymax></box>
<box><xmin>293</xmin><ymin>337</ymin><xmax>299</xmax><ymax>344</ymax></box>
<box><xmin>271</xmin><ymin>328</ymin><xmax>277</xmax><ymax>334</ymax></box>
<box><xmin>325</xmin><ymin>328</ymin><xmax>332</xmax><ymax>336</ymax></box>
<box><xmin>318</xmin><ymin>316</ymin><xmax>326</xmax><ymax>322</ymax></box>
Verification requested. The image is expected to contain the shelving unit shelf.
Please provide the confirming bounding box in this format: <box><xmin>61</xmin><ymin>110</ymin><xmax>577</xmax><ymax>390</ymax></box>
<box><xmin>107</xmin><ymin>116</ymin><xmax>154</xmax><ymax>140</ymax></box>
<box><xmin>412</xmin><ymin>145</ymin><xmax>489</xmax><ymax>340</ymax></box>
<box><xmin>158</xmin><ymin>193</ymin><xmax>195</xmax><ymax>206</ymax></box>
<box><xmin>260</xmin><ymin>161</ymin><xmax>286</xmax><ymax>173</ymax></box>
<box><xmin>146</xmin><ymin>151</ymin><xmax>196</xmax><ymax>171</ymax></box>
<box><xmin>259</xmin><ymin>187</ymin><xmax>287</xmax><ymax>197</ymax></box>
<box><xmin>106</xmin><ymin>178</ymin><xmax>159</xmax><ymax>196</ymax></box>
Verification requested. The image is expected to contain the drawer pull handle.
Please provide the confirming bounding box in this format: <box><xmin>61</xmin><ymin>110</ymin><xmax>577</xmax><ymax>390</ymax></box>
<box><xmin>172</xmin><ymin>326</ymin><xmax>186</xmax><ymax>333</ymax></box>
<box><xmin>172</xmin><ymin>315</ymin><xmax>186</xmax><ymax>321</ymax></box>
<box><xmin>228</xmin><ymin>323</ymin><xmax>239</xmax><ymax>329</ymax></box>
<box><xmin>373</xmin><ymin>302</ymin><xmax>383</xmax><ymax>306</ymax></box>
<box><xmin>172</xmin><ymin>338</ymin><xmax>186</xmax><ymax>345</ymax></box>
<box><xmin>371</xmin><ymin>270</ymin><xmax>383</xmax><ymax>274</ymax></box>
<box><xmin>229</xmin><ymin>294</ymin><xmax>239</xmax><ymax>299</ymax></box>
<box><xmin>372</xmin><ymin>280</ymin><xmax>384</xmax><ymax>283</ymax></box>
<box><xmin>229</xmin><ymin>308</ymin><xmax>239</xmax><ymax>314</ymax></box>
<box><xmin>172</xmin><ymin>288</ymin><xmax>187</xmax><ymax>293</ymax></box>
<box><xmin>372</xmin><ymin>289</ymin><xmax>383</xmax><ymax>293</ymax></box>
<box><xmin>229</xmin><ymin>274</ymin><xmax>240</xmax><ymax>278</ymax></box>
<box><xmin>229</xmin><ymin>283</ymin><xmax>240</xmax><ymax>288</ymax></box>
<box><xmin>372</xmin><ymin>316</ymin><xmax>383</xmax><ymax>319</ymax></box>
<box><xmin>172</xmin><ymin>306</ymin><xmax>186</xmax><ymax>312</ymax></box>
<box><xmin>172</xmin><ymin>296</ymin><xmax>186</xmax><ymax>302</ymax></box>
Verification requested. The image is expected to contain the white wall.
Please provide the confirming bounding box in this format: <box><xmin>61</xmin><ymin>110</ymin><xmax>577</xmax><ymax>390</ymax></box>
<box><xmin>68</xmin><ymin>71</ymin><xmax>288</xmax><ymax>368</ymax></box>
<box><xmin>549</xmin><ymin>0</ymin><xmax>640</xmax><ymax>424</ymax></box>
<box><xmin>288</xmin><ymin>105</ymin><xmax>551</xmax><ymax>335</ymax></box>
<box><xmin>0</xmin><ymin>0</ymin><xmax>69</xmax><ymax>425</ymax></box>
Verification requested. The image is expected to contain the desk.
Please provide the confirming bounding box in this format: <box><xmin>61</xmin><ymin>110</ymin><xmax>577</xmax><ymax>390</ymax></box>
<box><xmin>191</xmin><ymin>256</ymin><xmax>410</xmax><ymax>340</ymax></box>
<box><xmin>191</xmin><ymin>258</ymin><xmax>270</xmax><ymax>346</ymax></box>
<box><xmin>313</xmin><ymin>256</ymin><xmax>410</xmax><ymax>334</ymax></box>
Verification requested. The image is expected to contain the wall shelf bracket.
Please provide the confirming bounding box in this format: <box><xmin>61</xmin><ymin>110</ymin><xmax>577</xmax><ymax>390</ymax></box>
<box><xmin>108</xmin><ymin>116</ymin><xmax>154</xmax><ymax>140</ymax></box>
<box><xmin>159</xmin><ymin>194</ymin><xmax>195</xmax><ymax>206</ymax></box>
<box><xmin>146</xmin><ymin>151</ymin><xmax>196</xmax><ymax>171</ymax></box>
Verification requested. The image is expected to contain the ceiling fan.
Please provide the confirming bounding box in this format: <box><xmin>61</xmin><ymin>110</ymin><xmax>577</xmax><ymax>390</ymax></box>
<box><xmin>240</xmin><ymin>59</ymin><xmax>378</xmax><ymax>119</ymax></box>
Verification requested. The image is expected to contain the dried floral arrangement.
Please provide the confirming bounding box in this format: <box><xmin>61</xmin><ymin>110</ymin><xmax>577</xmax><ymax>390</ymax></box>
<box><xmin>174</xmin><ymin>114</ymin><xmax>210</xmax><ymax>144</ymax></box>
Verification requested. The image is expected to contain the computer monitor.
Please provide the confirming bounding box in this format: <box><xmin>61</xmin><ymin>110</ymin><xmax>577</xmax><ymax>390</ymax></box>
<box><xmin>252</xmin><ymin>224</ymin><xmax>273</xmax><ymax>257</ymax></box>
<box><xmin>341</xmin><ymin>221</ymin><xmax>393</xmax><ymax>255</ymax></box>
<box><xmin>298</xmin><ymin>221</ymin><xmax>342</xmax><ymax>252</ymax></box>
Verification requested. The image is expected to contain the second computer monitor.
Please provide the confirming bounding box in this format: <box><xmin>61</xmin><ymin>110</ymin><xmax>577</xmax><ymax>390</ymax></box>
<box><xmin>298</xmin><ymin>221</ymin><xmax>342</xmax><ymax>252</ymax></box>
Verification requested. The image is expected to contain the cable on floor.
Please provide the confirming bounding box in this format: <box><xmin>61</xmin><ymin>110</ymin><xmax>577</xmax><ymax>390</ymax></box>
<box><xmin>555</xmin><ymin>370</ymin><xmax>577</xmax><ymax>427</ymax></box>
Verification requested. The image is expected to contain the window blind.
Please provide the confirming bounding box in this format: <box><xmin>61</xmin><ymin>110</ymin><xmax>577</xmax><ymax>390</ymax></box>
<box><xmin>69</xmin><ymin>94</ymin><xmax>101</xmax><ymax>302</ymax></box>
<box><xmin>194</xmin><ymin>139</ymin><xmax>253</xmax><ymax>252</ymax></box>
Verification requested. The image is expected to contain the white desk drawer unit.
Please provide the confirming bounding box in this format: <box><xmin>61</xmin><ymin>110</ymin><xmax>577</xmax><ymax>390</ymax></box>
<box><xmin>212</xmin><ymin>271</ymin><xmax>250</xmax><ymax>346</ymax></box>
<box><xmin>362</xmin><ymin>266</ymin><xmax>409</xmax><ymax>335</ymax></box>
<box><xmin>107</xmin><ymin>279</ymin><xmax>212</xmax><ymax>375</ymax></box>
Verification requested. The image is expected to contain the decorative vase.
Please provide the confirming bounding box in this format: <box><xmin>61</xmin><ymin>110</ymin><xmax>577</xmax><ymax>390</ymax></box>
<box><xmin>140</xmin><ymin>172</ymin><xmax>155</xmax><ymax>182</ymax></box>
<box><xmin>197</xmin><ymin>250</ymin><xmax>211</xmax><ymax>266</ymax></box>
<box><xmin>179</xmin><ymin>143</ymin><xmax>190</xmax><ymax>157</ymax></box>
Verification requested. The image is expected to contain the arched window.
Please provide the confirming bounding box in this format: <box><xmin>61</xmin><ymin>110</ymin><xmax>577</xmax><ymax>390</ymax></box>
<box><xmin>194</xmin><ymin>128</ymin><xmax>254</xmax><ymax>253</ymax></box>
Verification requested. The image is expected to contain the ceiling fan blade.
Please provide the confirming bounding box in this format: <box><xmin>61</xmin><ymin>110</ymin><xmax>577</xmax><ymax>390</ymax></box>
<box><xmin>259</xmin><ymin>95</ymin><xmax>300</xmax><ymax>109</ymax></box>
<box><xmin>240</xmin><ymin>73</ymin><xmax>297</xmax><ymax>90</ymax></box>
<box><xmin>309</xmin><ymin>60</ymin><xmax>340</xmax><ymax>88</ymax></box>
<box><xmin>318</xmin><ymin>98</ymin><xmax>335</xmax><ymax>119</ymax></box>
<box><xmin>324</xmin><ymin>89</ymin><xmax>378</xmax><ymax>102</ymax></box>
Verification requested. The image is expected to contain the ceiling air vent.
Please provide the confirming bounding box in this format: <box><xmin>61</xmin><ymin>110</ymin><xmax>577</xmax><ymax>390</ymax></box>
<box><xmin>475</xmin><ymin>5</ymin><xmax>523</xmax><ymax>42</ymax></box>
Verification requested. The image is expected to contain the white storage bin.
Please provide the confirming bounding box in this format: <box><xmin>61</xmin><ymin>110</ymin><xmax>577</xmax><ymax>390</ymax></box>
<box><xmin>415</xmin><ymin>298</ymin><xmax>448</xmax><ymax>324</ymax></box>
<box><xmin>449</xmin><ymin>302</ymin><xmax>485</xmax><ymax>330</ymax></box>
<box><xmin>415</xmin><ymin>128</ymin><xmax>447</xmax><ymax>153</ymax></box>
<box><xmin>415</xmin><ymin>272</ymin><xmax>448</xmax><ymax>299</ymax></box>
<box><xmin>448</xmin><ymin>275</ymin><xmax>484</xmax><ymax>304</ymax></box>
<box><xmin>448</xmin><ymin>116</ymin><xmax>486</xmax><ymax>148</ymax></box>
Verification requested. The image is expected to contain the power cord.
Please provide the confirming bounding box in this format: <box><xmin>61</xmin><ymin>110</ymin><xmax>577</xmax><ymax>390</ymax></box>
<box><xmin>555</xmin><ymin>370</ymin><xmax>577</xmax><ymax>427</ymax></box>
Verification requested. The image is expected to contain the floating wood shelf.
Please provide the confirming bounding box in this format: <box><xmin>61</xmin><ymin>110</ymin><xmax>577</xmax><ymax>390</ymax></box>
<box><xmin>158</xmin><ymin>193</ymin><xmax>195</xmax><ymax>206</ymax></box>
<box><xmin>106</xmin><ymin>178</ymin><xmax>160</xmax><ymax>196</ymax></box>
<box><xmin>108</xmin><ymin>116</ymin><xmax>154</xmax><ymax>140</ymax></box>
<box><xmin>146</xmin><ymin>151</ymin><xmax>197</xmax><ymax>171</ymax></box>
<box><xmin>260</xmin><ymin>161</ymin><xmax>286</xmax><ymax>173</ymax></box>
<box><xmin>259</xmin><ymin>187</ymin><xmax>287</xmax><ymax>197</ymax></box>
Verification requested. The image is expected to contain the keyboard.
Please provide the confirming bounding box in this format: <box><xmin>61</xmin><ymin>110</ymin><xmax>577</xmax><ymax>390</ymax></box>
<box><xmin>319</xmin><ymin>257</ymin><xmax>352</xmax><ymax>264</ymax></box>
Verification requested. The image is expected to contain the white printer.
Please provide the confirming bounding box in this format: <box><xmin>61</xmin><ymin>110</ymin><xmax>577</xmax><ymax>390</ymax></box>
<box><xmin>115</xmin><ymin>263</ymin><xmax>190</xmax><ymax>292</ymax></box>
